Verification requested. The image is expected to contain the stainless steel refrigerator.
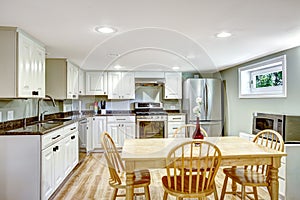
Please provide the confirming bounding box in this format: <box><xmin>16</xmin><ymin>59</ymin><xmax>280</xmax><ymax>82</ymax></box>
<box><xmin>183</xmin><ymin>78</ymin><xmax>223</xmax><ymax>137</ymax></box>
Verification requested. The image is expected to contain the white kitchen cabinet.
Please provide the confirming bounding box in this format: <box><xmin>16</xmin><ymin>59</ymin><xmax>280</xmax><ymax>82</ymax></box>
<box><xmin>107</xmin><ymin>72</ymin><xmax>135</xmax><ymax>99</ymax></box>
<box><xmin>85</xmin><ymin>71</ymin><xmax>107</xmax><ymax>95</ymax></box>
<box><xmin>0</xmin><ymin>27</ymin><xmax>46</xmax><ymax>98</ymax></box>
<box><xmin>46</xmin><ymin>58</ymin><xmax>79</xmax><ymax>99</ymax></box>
<box><xmin>63</xmin><ymin>124</ymin><xmax>79</xmax><ymax>177</ymax></box>
<box><xmin>92</xmin><ymin>116</ymin><xmax>107</xmax><ymax>149</ymax></box>
<box><xmin>41</xmin><ymin>142</ymin><xmax>55</xmax><ymax>200</ymax></box>
<box><xmin>78</xmin><ymin>68</ymin><xmax>85</xmax><ymax>95</ymax></box>
<box><xmin>107</xmin><ymin>116</ymin><xmax>136</xmax><ymax>147</ymax></box>
<box><xmin>0</xmin><ymin>122</ymin><xmax>79</xmax><ymax>200</ymax></box>
<box><xmin>164</xmin><ymin>72</ymin><xmax>182</xmax><ymax>99</ymax></box>
<box><xmin>41</xmin><ymin>122</ymin><xmax>78</xmax><ymax>200</ymax></box>
<box><xmin>167</xmin><ymin>114</ymin><xmax>186</xmax><ymax>138</ymax></box>
<box><xmin>42</xmin><ymin>135</ymin><xmax>65</xmax><ymax>200</ymax></box>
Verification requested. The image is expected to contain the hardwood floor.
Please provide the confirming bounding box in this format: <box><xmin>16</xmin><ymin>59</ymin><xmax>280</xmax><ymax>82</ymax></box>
<box><xmin>51</xmin><ymin>153</ymin><xmax>270</xmax><ymax>200</ymax></box>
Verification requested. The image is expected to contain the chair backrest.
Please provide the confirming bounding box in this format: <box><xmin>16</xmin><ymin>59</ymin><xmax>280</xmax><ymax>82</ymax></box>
<box><xmin>100</xmin><ymin>131</ymin><xmax>125</xmax><ymax>185</ymax></box>
<box><xmin>252</xmin><ymin>129</ymin><xmax>284</xmax><ymax>152</ymax></box>
<box><xmin>165</xmin><ymin>140</ymin><xmax>221</xmax><ymax>195</ymax></box>
<box><xmin>249</xmin><ymin>129</ymin><xmax>284</xmax><ymax>173</ymax></box>
<box><xmin>173</xmin><ymin>124</ymin><xmax>208</xmax><ymax>138</ymax></box>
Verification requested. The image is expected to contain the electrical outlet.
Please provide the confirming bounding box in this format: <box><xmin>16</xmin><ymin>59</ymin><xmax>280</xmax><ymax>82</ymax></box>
<box><xmin>7</xmin><ymin>110</ymin><xmax>14</xmax><ymax>121</ymax></box>
<box><xmin>0</xmin><ymin>111</ymin><xmax>2</xmax><ymax>122</ymax></box>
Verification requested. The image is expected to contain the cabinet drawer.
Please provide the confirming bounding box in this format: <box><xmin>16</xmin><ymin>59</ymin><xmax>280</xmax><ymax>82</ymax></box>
<box><xmin>107</xmin><ymin>116</ymin><xmax>135</xmax><ymax>123</ymax></box>
<box><xmin>168</xmin><ymin>114</ymin><xmax>186</xmax><ymax>122</ymax></box>
<box><xmin>63</xmin><ymin>122</ymin><xmax>78</xmax><ymax>134</ymax></box>
<box><xmin>42</xmin><ymin>128</ymin><xmax>64</xmax><ymax>150</ymax></box>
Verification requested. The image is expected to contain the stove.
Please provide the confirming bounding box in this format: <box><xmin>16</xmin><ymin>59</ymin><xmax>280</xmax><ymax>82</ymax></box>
<box><xmin>134</xmin><ymin>102</ymin><xmax>168</xmax><ymax>138</ymax></box>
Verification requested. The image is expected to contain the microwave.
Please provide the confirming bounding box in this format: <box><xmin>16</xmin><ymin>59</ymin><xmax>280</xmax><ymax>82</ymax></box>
<box><xmin>252</xmin><ymin>112</ymin><xmax>300</xmax><ymax>143</ymax></box>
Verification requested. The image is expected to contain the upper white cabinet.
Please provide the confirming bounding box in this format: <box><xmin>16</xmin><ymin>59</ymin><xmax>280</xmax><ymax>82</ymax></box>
<box><xmin>78</xmin><ymin>68</ymin><xmax>85</xmax><ymax>95</ymax></box>
<box><xmin>85</xmin><ymin>71</ymin><xmax>107</xmax><ymax>95</ymax></box>
<box><xmin>46</xmin><ymin>58</ymin><xmax>79</xmax><ymax>99</ymax></box>
<box><xmin>107</xmin><ymin>72</ymin><xmax>135</xmax><ymax>99</ymax></box>
<box><xmin>164</xmin><ymin>72</ymin><xmax>182</xmax><ymax>99</ymax></box>
<box><xmin>0</xmin><ymin>27</ymin><xmax>46</xmax><ymax>98</ymax></box>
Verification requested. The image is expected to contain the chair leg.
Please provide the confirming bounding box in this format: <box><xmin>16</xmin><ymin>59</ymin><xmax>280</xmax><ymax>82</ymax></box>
<box><xmin>111</xmin><ymin>188</ymin><xmax>118</xmax><ymax>200</ymax></box>
<box><xmin>213</xmin><ymin>182</ymin><xmax>219</xmax><ymax>200</ymax></box>
<box><xmin>144</xmin><ymin>186</ymin><xmax>150</xmax><ymax>200</ymax></box>
<box><xmin>220</xmin><ymin>176</ymin><xmax>228</xmax><ymax>200</ymax></box>
<box><xmin>253</xmin><ymin>186</ymin><xmax>258</xmax><ymax>200</ymax></box>
<box><xmin>163</xmin><ymin>191</ymin><xmax>168</xmax><ymax>200</ymax></box>
<box><xmin>241</xmin><ymin>186</ymin><xmax>246</xmax><ymax>200</ymax></box>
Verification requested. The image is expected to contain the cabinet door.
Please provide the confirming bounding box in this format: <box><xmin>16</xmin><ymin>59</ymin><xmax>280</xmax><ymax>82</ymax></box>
<box><xmin>108</xmin><ymin>72</ymin><xmax>135</xmax><ymax>99</ymax></box>
<box><xmin>122</xmin><ymin>123</ymin><xmax>136</xmax><ymax>145</ymax></box>
<box><xmin>107</xmin><ymin>123</ymin><xmax>122</xmax><ymax>147</ymax></box>
<box><xmin>122</xmin><ymin>72</ymin><xmax>135</xmax><ymax>99</ymax></box>
<box><xmin>18</xmin><ymin>33</ymin><xmax>33</xmax><ymax>97</ymax></box>
<box><xmin>164</xmin><ymin>72</ymin><xmax>182</xmax><ymax>99</ymax></box>
<box><xmin>41</xmin><ymin>146</ymin><xmax>55</xmax><ymax>200</ymax></box>
<box><xmin>18</xmin><ymin>33</ymin><xmax>45</xmax><ymax>98</ymax></box>
<box><xmin>78</xmin><ymin>69</ymin><xmax>85</xmax><ymax>95</ymax></box>
<box><xmin>70</xmin><ymin>133</ymin><xmax>79</xmax><ymax>168</ymax></box>
<box><xmin>67</xmin><ymin>62</ymin><xmax>79</xmax><ymax>99</ymax></box>
<box><xmin>92</xmin><ymin>117</ymin><xmax>107</xmax><ymax>149</ymax></box>
<box><xmin>168</xmin><ymin>122</ymin><xmax>186</xmax><ymax>138</ymax></box>
<box><xmin>64</xmin><ymin>132</ymin><xmax>78</xmax><ymax>176</ymax></box>
<box><xmin>53</xmin><ymin>139</ymin><xmax>65</xmax><ymax>189</ymax></box>
<box><xmin>33</xmin><ymin>44</ymin><xmax>46</xmax><ymax>97</ymax></box>
<box><xmin>86</xmin><ymin>71</ymin><xmax>107</xmax><ymax>95</ymax></box>
<box><xmin>63</xmin><ymin>136</ymin><xmax>72</xmax><ymax>177</ymax></box>
<box><xmin>108</xmin><ymin>72</ymin><xmax>122</xmax><ymax>99</ymax></box>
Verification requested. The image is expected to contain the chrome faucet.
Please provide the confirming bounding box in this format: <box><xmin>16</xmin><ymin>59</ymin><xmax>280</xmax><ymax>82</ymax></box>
<box><xmin>37</xmin><ymin>95</ymin><xmax>56</xmax><ymax>121</ymax></box>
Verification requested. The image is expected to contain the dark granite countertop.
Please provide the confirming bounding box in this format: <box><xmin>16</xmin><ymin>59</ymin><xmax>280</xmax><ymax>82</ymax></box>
<box><xmin>0</xmin><ymin>110</ymin><xmax>136</xmax><ymax>136</ymax></box>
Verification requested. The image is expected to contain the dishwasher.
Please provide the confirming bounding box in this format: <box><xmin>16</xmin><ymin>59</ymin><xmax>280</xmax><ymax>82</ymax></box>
<box><xmin>78</xmin><ymin>118</ymin><xmax>91</xmax><ymax>155</ymax></box>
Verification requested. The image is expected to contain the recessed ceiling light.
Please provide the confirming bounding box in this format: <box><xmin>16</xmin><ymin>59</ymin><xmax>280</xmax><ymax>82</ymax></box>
<box><xmin>216</xmin><ymin>31</ymin><xmax>232</xmax><ymax>38</ymax></box>
<box><xmin>95</xmin><ymin>26</ymin><xmax>117</xmax><ymax>34</ymax></box>
<box><xmin>114</xmin><ymin>65</ymin><xmax>123</xmax><ymax>69</ymax></box>
<box><xmin>172</xmin><ymin>66</ymin><xmax>180</xmax><ymax>70</ymax></box>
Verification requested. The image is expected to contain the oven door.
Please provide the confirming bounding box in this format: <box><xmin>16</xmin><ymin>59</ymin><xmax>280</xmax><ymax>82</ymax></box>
<box><xmin>136</xmin><ymin>118</ymin><xmax>167</xmax><ymax>138</ymax></box>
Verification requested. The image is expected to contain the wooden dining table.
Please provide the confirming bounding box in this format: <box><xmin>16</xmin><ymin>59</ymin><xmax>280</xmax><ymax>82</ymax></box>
<box><xmin>121</xmin><ymin>136</ymin><xmax>286</xmax><ymax>200</ymax></box>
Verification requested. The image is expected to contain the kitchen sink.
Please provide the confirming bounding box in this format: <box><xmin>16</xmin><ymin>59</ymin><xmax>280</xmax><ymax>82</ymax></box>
<box><xmin>46</xmin><ymin>118</ymin><xmax>72</xmax><ymax>123</ymax></box>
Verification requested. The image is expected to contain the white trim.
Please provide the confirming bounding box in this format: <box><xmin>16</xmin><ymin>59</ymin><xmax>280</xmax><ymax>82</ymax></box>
<box><xmin>239</xmin><ymin>55</ymin><xmax>287</xmax><ymax>98</ymax></box>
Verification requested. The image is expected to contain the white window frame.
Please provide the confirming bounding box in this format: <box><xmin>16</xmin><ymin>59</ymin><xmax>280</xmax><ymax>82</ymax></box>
<box><xmin>239</xmin><ymin>55</ymin><xmax>287</xmax><ymax>98</ymax></box>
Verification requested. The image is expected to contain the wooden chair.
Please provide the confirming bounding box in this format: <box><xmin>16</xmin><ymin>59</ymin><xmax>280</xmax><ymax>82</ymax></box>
<box><xmin>162</xmin><ymin>140</ymin><xmax>222</xmax><ymax>200</ymax></box>
<box><xmin>100</xmin><ymin>132</ymin><xmax>151</xmax><ymax>200</ymax></box>
<box><xmin>220</xmin><ymin>129</ymin><xmax>284</xmax><ymax>200</ymax></box>
<box><xmin>173</xmin><ymin>124</ymin><xmax>208</xmax><ymax>138</ymax></box>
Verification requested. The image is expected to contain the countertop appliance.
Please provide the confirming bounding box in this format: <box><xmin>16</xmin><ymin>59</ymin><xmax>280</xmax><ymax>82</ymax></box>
<box><xmin>253</xmin><ymin>112</ymin><xmax>300</xmax><ymax>143</ymax></box>
<box><xmin>183</xmin><ymin>78</ymin><xmax>224</xmax><ymax>137</ymax></box>
<box><xmin>134</xmin><ymin>102</ymin><xmax>167</xmax><ymax>138</ymax></box>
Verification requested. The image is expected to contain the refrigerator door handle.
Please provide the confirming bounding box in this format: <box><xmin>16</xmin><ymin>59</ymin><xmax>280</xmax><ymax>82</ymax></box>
<box><xmin>205</xmin><ymin>83</ymin><xmax>208</xmax><ymax>119</ymax></box>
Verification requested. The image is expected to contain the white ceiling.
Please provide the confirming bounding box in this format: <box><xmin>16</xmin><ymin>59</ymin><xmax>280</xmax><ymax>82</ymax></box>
<box><xmin>1</xmin><ymin>0</ymin><xmax>300</xmax><ymax>72</ymax></box>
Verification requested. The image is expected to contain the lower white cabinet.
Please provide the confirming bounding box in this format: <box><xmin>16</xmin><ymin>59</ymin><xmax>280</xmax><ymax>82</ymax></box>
<box><xmin>107</xmin><ymin>116</ymin><xmax>135</xmax><ymax>147</ymax></box>
<box><xmin>0</xmin><ymin>122</ymin><xmax>79</xmax><ymax>200</ymax></box>
<box><xmin>92</xmin><ymin>116</ymin><xmax>107</xmax><ymax>149</ymax></box>
<box><xmin>41</xmin><ymin>123</ymin><xmax>79</xmax><ymax>200</ymax></box>
<box><xmin>167</xmin><ymin>114</ymin><xmax>186</xmax><ymax>138</ymax></box>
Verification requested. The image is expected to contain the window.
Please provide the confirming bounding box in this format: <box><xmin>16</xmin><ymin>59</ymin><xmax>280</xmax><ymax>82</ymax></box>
<box><xmin>239</xmin><ymin>55</ymin><xmax>287</xmax><ymax>98</ymax></box>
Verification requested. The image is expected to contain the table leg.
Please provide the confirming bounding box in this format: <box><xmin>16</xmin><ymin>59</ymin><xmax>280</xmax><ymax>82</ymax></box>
<box><xmin>125</xmin><ymin>171</ymin><xmax>134</xmax><ymax>200</ymax></box>
<box><xmin>269</xmin><ymin>166</ymin><xmax>279</xmax><ymax>200</ymax></box>
<box><xmin>231</xmin><ymin>166</ymin><xmax>237</xmax><ymax>195</ymax></box>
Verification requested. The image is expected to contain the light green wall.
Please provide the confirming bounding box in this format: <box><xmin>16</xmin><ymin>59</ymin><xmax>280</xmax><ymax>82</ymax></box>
<box><xmin>220</xmin><ymin>46</ymin><xmax>300</xmax><ymax>136</ymax></box>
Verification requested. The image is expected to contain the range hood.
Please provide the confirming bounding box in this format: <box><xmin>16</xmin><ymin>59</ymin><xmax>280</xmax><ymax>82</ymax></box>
<box><xmin>134</xmin><ymin>71</ymin><xmax>165</xmax><ymax>86</ymax></box>
<box><xmin>135</xmin><ymin>78</ymin><xmax>165</xmax><ymax>86</ymax></box>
